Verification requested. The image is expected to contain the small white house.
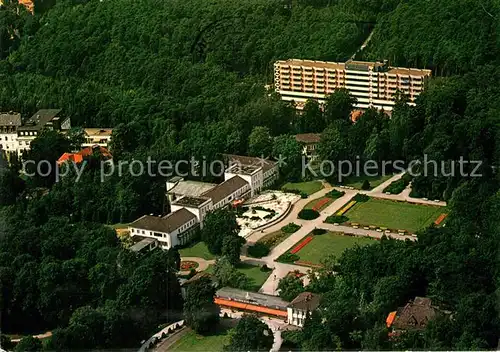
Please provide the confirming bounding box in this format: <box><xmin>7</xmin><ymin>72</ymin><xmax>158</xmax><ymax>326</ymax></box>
<box><xmin>287</xmin><ymin>292</ymin><xmax>321</xmax><ymax>327</ymax></box>
<box><xmin>128</xmin><ymin>208</ymin><xmax>198</xmax><ymax>250</ymax></box>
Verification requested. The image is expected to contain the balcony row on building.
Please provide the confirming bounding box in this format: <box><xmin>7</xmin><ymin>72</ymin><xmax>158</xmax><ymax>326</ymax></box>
<box><xmin>128</xmin><ymin>155</ymin><xmax>280</xmax><ymax>251</ymax></box>
<box><xmin>0</xmin><ymin>110</ymin><xmax>112</xmax><ymax>157</ymax></box>
<box><xmin>274</xmin><ymin>59</ymin><xmax>432</xmax><ymax>111</ymax></box>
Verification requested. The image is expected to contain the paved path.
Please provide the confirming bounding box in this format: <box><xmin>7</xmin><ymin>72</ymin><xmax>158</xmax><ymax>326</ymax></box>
<box><xmin>180</xmin><ymin>257</ymin><xmax>215</xmax><ymax>273</ymax></box>
<box><xmin>181</xmin><ymin>175</ymin><xmax>444</xmax><ymax>296</ymax></box>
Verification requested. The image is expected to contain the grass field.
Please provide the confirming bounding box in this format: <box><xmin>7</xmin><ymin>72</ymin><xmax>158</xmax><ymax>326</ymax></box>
<box><xmin>345</xmin><ymin>198</ymin><xmax>443</xmax><ymax>232</ymax></box>
<box><xmin>282</xmin><ymin>181</ymin><xmax>323</xmax><ymax>195</ymax></box>
<box><xmin>205</xmin><ymin>263</ymin><xmax>271</xmax><ymax>291</ymax></box>
<box><xmin>179</xmin><ymin>242</ymin><xmax>215</xmax><ymax>260</ymax></box>
<box><xmin>168</xmin><ymin>327</ymin><xmax>230</xmax><ymax>351</ymax></box>
<box><xmin>292</xmin><ymin>232</ymin><xmax>374</xmax><ymax>265</ymax></box>
<box><xmin>341</xmin><ymin>174</ymin><xmax>393</xmax><ymax>190</ymax></box>
<box><xmin>304</xmin><ymin>196</ymin><xmax>335</xmax><ymax>211</ymax></box>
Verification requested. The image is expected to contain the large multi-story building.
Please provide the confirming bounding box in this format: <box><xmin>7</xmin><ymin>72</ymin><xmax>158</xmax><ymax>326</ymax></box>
<box><xmin>274</xmin><ymin>59</ymin><xmax>432</xmax><ymax>111</ymax></box>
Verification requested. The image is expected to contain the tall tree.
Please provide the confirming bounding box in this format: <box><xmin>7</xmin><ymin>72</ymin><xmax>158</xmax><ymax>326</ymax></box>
<box><xmin>183</xmin><ymin>276</ymin><xmax>219</xmax><ymax>335</ymax></box>
<box><xmin>248</xmin><ymin>126</ymin><xmax>272</xmax><ymax>157</ymax></box>
<box><xmin>223</xmin><ymin>315</ymin><xmax>273</xmax><ymax>351</ymax></box>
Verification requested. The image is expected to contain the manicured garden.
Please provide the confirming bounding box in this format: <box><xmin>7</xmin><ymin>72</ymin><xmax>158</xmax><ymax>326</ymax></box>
<box><xmin>179</xmin><ymin>242</ymin><xmax>215</xmax><ymax>260</ymax></box>
<box><xmin>278</xmin><ymin>231</ymin><xmax>374</xmax><ymax>266</ymax></box>
<box><xmin>247</xmin><ymin>223</ymin><xmax>301</xmax><ymax>258</ymax></box>
<box><xmin>282</xmin><ymin>181</ymin><xmax>323</xmax><ymax>196</ymax></box>
<box><xmin>383</xmin><ymin>173</ymin><xmax>413</xmax><ymax>194</ymax></box>
<box><xmin>344</xmin><ymin>198</ymin><xmax>444</xmax><ymax>233</ymax></box>
<box><xmin>168</xmin><ymin>328</ymin><xmax>230</xmax><ymax>351</ymax></box>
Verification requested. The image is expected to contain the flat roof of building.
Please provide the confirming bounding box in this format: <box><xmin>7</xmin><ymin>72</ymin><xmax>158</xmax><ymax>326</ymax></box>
<box><xmin>295</xmin><ymin>133</ymin><xmax>321</xmax><ymax>144</ymax></box>
<box><xmin>168</xmin><ymin>180</ymin><xmax>217</xmax><ymax>198</ymax></box>
<box><xmin>276</xmin><ymin>59</ymin><xmax>431</xmax><ymax>77</ymax></box>
<box><xmin>227</xmin><ymin>163</ymin><xmax>261</xmax><ymax>175</ymax></box>
<box><xmin>0</xmin><ymin>112</ymin><xmax>21</xmax><ymax>127</ymax></box>
<box><xmin>129</xmin><ymin>208</ymin><xmax>196</xmax><ymax>233</ymax></box>
<box><xmin>129</xmin><ymin>238</ymin><xmax>157</xmax><ymax>252</ymax></box>
<box><xmin>172</xmin><ymin>195</ymin><xmax>211</xmax><ymax>208</ymax></box>
<box><xmin>216</xmin><ymin>287</ymin><xmax>289</xmax><ymax>311</ymax></box>
<box><xmin>84</xmin><ymin>128</ymin><xmax>113</xmax><ymax>136</ymax></box>
<box><xmin>202</xmin><ymin>176</ymin><xmax>249</xmax><ymax>204</ymax></box>
<box><xmin>224</xmin><ymin>154</ymin><xmax>277</xmax><ymax>173</ymax></box>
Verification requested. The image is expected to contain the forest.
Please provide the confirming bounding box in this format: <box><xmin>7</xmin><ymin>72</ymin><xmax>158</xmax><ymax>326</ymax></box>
<box><xmin>0</xmin><ymin>0</ymin><xmax>499</xmax><ymax>350</ymax></box>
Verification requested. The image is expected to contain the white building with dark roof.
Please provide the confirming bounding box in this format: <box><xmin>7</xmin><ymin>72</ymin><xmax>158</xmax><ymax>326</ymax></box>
<box><xmin>287</xmin><ymin>292</ymin><xmax>322</xmax><ymax>327</ymax></box>
<box><xmin>0</xmin><ymin>112</ymin><xmax>22</xmax><ymax>155</ymax></box>
<box><xmin>128</xmin><ymin>208</ymin><xmax>199</xmax><ymax>249</ymax></box>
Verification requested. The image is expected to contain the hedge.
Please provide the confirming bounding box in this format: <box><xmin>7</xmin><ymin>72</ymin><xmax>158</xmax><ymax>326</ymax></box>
<box><xmin>353</xmin><ymin>193</ymin><xmax>370</xmax><ymax>202</ymax></box>
<box><xmin>298</xmin><ymin>209</ymin><xmax>320</xmax><ymax>220</ymax></box>
<box><xmin>326</xmin><ymin>189</ymin><xmax>345</xmax><ymax>199</ymax></box>
<box><xmin>277</xmin><ymin>252</ymin><xmax>300</xmax><ymax>263</ymax></box>
<box><xmin>281</xmin><ymin>223</ymin><xmax>301</xmax><ymax>234</ymax></box>
<box><xmin>325</xmin><ymin>215</ymin><xmax>349</xmax><ymax>224</ymax></box>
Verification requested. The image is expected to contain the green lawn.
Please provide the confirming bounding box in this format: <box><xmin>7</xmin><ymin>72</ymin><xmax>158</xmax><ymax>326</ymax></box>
<box><xmin>345</xmin><ymin>198</ymin><xmax>443</xmax><ymax>233</ymax></box>
<box><xmin>205</xmin><ymin>263</ymin><xmax>271</xmax><ymax>292</ymax></box>
<box><xmin>304</xmin><ymin>196</ymin><xmax>335</xmax><ymax>211</ymax></box>
<box><xmin>341</xmin><ymin>173</ymin><xmax>392</xmax><ymax>190</ymax></box>
<box><xmin>168</xmin><ymin>328</ymin><xmax>229</xmax><ymax>351</ymax></box>
<box><xmin>293</xmin><ymin>232</ymin><xmax>374</xmax><ymax>265</ymax></box>
<box><xmin>282</xmin><ymin>181</ymin><xmax>324</xmax><ymax>195</ymax></box>
<box><xmin>179</xmin><ymin>242</ymin><xmax>215</xmax><ymax>260</ymax></box>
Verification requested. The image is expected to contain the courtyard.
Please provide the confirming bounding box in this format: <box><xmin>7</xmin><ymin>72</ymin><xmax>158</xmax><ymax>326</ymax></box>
<box><xmin>236</xmin><ymin>190</ymin><xmax>300</xmax><ymax>237</ymax></box>
<box><xmin>344</xmin><ymin>198</ymin><xmax>444</xmax><ymax>233</ymax></box>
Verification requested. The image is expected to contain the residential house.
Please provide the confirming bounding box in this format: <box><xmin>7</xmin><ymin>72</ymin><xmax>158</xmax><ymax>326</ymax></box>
<box><xmin>295</xmin><ymin>133</ymin><xmax>321</xmax><ymax>161</ymax></box>
<box><xmin>82</xmin><ymin>128</ymin><xmax>113</xmax><ymax>148</ymax></box>
<box><xmin>386</xmin><ymin>296</ymin><xmax>451</xmax><ymax>334</ymax></box>
<box><xmin>0</xmin><ymin>112</ymin><xmax>22</xmax><ymax>155</ymax></box>
<box><xmin>287</xmin><ymin>292</ymin><xmax>322</xmax><ymax>327</ymax></box>
<box><xmin>17</xmin><ymin>109</ymin><xmax>71</xmax><ymax>154</ymax></box>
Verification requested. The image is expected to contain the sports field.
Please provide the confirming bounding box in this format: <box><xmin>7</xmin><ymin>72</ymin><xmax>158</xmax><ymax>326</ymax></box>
<box><xmin>345</xmin><ymin>198</ymin><xmax>443</xmax><ymax>233</ymax></box>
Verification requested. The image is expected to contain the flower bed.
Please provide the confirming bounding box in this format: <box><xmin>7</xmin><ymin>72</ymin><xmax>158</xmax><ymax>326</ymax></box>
<box><xmin>336</xmin><ymin>200</ymin><xmax>357</xmax><ymax>216</ymax></box>
<box><xmin>434</xmin><ymin>213</ymin><xmax>448</xmax><ymax>225</ymax></box>
<box><xmin>287</xmin><ymin>270</ymin><xmax>305</xmax><ymax>278</ymax></box>
<box><xmin>290</xmin><ymin>236</ymin><xmax>313</xmax><ymax>254</ymax></box>
<box><xmin>293</xmin><ymin>260</ymin><xmax>323</xmax><ymax>268</ymax></box>
<box><xmin>180</xmin><ymin>261</ymin><xmax>199</xmax><ymax>271</ymax></box>
<box><xmin>312</xmin><ymin>198</ymin><xmax>330</xmax><ymax>211</ymax></box>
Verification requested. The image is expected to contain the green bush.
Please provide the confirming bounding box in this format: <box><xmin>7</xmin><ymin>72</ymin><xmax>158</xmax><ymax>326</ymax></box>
<box><xmin>260</xmin><ymin>264</ymin><xmax>272</xmax><ymax>272</ymax></box>
<box><xmin>353</xmin><ymin>194</ymin><xmax>370</xmax><ymax>202</ymax></box>
<box><xmin>383</xmin><ymin>178</ymin><xmax>406</xmax><ymax>194</ymax></box>
<box><xmin>247</xmin><ymin>242</ymin><xmax>270</xmax><ymax>258</ymax></box>
<box><xmin>300</xmin><ymin>192</ymin><xmax>308</xmax><ymax>199</ymax></box>
<box><xmin>311</xmin><ymin>228</ymin><xmax>327</xmax><ymax>236</ymax></box>
<box><xmin>325</xmin><ymin>215</ymin><xmax>349</xmax><ymax>224</ymax></box>
<box><xmin>298</xmin><ymin>209</ymin><xmax>320</xmax><ymax>220</ymax></box>
<box><xmin>281</xmin><ymin>223</ymin><xmax>301</xmax><ymax>234</ymax></box>
<box><xmin>361</xmin><ymin>179</ymin><xmax>371</xmax><ymax>190</ymax></box>
<box><xmin>383</xmin><ymin>174</ymin><xmax>412</xmax><ymax>194</ymax></box>
<box><xmin>326</xmin><ymin>189</ymin><xmax>345</xmax><ymax>199</ymax></box>
<box><xmin>277</xmin><ymin>252</ymin><xmax>299</xmax><ymax>263</ymax></box>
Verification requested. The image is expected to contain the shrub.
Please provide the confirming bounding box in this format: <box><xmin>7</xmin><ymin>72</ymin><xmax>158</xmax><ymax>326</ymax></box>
<box><xmin>326</xmin><ymin>189</ymin><xmax>345</xmax><ymax>199</ymax></box>
<box><xmin>260</xmin><ymin>264</ymin><xmax>272</xmax><ymax>272</ymax></box>
<box><xmin>277</xmin><ymin>252</ymin><xmax>300</xmax><ymax>263</ymax></box>
<box><xmin>300</xmin><ymin>192</ymin><xmax>308</xmax><ymax>198</ymax></box>
<box><xmin>325</xmin><ymin>215</ymin><xmax>348</xmax><ymax>224</ymax></box>
<box><xmin>247</xmin><ymin>242</ymin><xmax>270</xmax><ymax>258</ymax></box>
<box><xmin>383</xmin><ymin>178</ymin><xmax>406</xmax><ymax>194</ymax></box>
<box><xmin>298</xmin><ymin>209</ymin><xmax>320</xmax><ymax>220</ymax></box>
<box><xmin>353</xmin><ymin>194</ymin><xmax>370</xmax><ymax>202</ymax></box>
<box><xmin>281</xmin><ymin>223</ymin><xmax>301</xmax><ymax>234</ymax></box>
<box><xmin>361</xmin><ymin>179</ymin><xmax>371</xmax><ymax>190</ymax></box>
<box><xmin>312</xmin><ymin>228</ymin><xmax>327</xmax><ymax>236</ymax></box>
